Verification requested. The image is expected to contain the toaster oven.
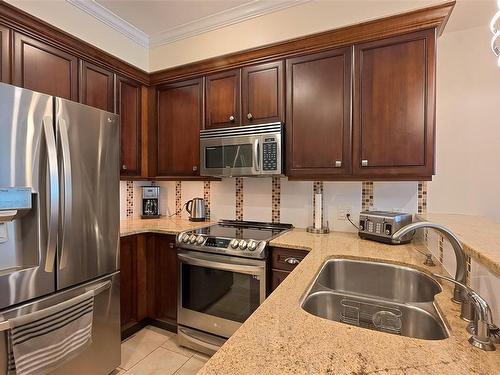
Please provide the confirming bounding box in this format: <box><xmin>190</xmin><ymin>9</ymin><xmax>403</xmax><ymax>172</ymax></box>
<box><xmin>358</xmin><ymin>211</ymin><xmax>414</xmax><ymax>244</ymax></box>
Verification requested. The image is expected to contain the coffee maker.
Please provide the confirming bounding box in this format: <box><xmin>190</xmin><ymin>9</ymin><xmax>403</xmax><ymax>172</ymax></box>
<box><xmin>141</xmin><ymin>186</ymin><xmax>160</xmax><ymax>219</ymax></box>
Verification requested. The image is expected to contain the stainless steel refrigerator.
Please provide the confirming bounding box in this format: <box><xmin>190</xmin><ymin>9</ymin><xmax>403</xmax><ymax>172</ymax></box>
<box><xmin>0</xmin><ymin>82</ymin><xmax>121</xmax><ymax>374</ymax></box>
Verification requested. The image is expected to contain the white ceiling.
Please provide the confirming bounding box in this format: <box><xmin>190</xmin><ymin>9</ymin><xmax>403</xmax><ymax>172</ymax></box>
<box><xmin>67</xmin><ymin>0</ymin><xmax>499</xmax><ymax>48</ymax></box>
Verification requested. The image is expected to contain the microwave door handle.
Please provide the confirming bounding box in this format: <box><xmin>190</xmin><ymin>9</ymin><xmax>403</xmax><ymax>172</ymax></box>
<box><xmin>253</xmin><ymin>138</ymin><xmax>260</xmax><ymax>172</ymax></box>
<box><xmin>42</xmin><ymin>116</ymin><xmax>59</xmax><ymax>273</ymax></box>
<box><xmin>178</xmin><ymin>253</ymin><xmax>263</xmax><ymax>276</ymax></box>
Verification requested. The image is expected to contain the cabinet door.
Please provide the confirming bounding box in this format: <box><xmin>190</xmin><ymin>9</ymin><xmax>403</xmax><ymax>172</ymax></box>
<box><xmin>120</xmin><ymin>236</ymin><xmax>138</xmax><ymax>329</ymax></box>
<box><xmin>270</xmin><ymin>269</ymin><xmax>290</xmax><ymax>294</ymax></box>
<box><xmin>150</xmin><ymin>235</ymin><xmax>178</xmax><ymax>323</ymax></box>
<box><xmin>286</xmin><ymin>48</ymin><xmax>352</xmax><ymax>178</ymax></box>
<box><xmin>206</xmin><ymin>69</ymin><xmax>240</xmax><ymax>128</ymax></box>
<box><xmin>116</xmin><ymin>76</ymin><xmax>141</xmax><ymax>176</ymax></box>
<box><xmin>353</xmin><ymin>29</ymin><xmax>436</xmax><ymax>178</ymax></box>
<box><xmin>157</xmin><ymin>78</ymin><xmax>203</xmax><ymax>176</ymax></box>
<box><xmin>13</xmin><ymin>32</ymin><xmax>78</xmax><ymax>100</ymax></box>
<box><xmin>0</xmin><ymin>25</ymin><xmax>10</xmax><ymax>83</ymax></box>
<box><xmin>80</xmin><ymin>61</ymin><xmax>114</xmax><ymax>112</ymax></box>
<box><xmin>242</xmin><ymin>61</ymin><xmax>283</xmax><ymax>125</ymax></box>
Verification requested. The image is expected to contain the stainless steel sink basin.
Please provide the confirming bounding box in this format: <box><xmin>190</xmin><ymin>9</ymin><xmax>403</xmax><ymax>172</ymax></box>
<box><xmin>315</xmin><ymin>259</ymin><xmax>442</xmax><ymax>303</ymax></box>
<box><xmin>301</xmin><ymin>259</ymin><xmax>449</xmax><ymax>340</ymax></box>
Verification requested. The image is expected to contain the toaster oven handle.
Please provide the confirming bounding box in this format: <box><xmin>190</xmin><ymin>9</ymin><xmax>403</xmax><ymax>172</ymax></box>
<box><xmin>253</xmin><ymin>138</ymin><xmax>260</xmax><ymax>172</ymax></box>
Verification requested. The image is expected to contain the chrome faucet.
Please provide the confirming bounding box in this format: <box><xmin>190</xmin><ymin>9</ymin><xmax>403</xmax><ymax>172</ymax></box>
<box><xmin>392</xmin><ymin>222</ymin><xmax>466</xmax><ymax>303</ymax></box>
<box><xmin>433</xmin><ymin>274</ymin><xmax>497</xmax><ymax>351</ymax></box>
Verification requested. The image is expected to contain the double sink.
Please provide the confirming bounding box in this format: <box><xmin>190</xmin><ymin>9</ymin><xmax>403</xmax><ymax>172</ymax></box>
<box><xmin>301</xmin><ymin>259</ymin><xmax>449</xmax><ymax>340</ymax></box>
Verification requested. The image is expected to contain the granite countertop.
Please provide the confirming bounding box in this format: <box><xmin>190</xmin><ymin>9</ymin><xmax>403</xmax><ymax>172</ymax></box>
<box><xmin>120</xmin><ymin>217</ymin><xmax>214</xmax><ymax>237</ymax></box>
<box><xmin>200</xmin><ymin>230</ymin><xmax>500</xmax><ymax>375</ymax></box>
<box><xmin>417</xmin><ymin>213</ymin><xmax>500</xmax><ymax>276</ymax></box>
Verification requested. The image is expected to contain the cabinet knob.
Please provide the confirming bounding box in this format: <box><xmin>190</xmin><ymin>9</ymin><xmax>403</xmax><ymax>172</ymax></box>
<box><xmin>122</xmin><ymin>164</ymin><xmax>127</xmax><ymax>170</ymax></box>
<box><xmin>246</xmin><ymin>113</ymin><xmax>253</xmax><ymax>120</ymax></box>
<box><xmin>229</xmin><ymin>115</ymin><xmax>235</xmax><ymax>122</ymax></box>
<box><xmin>284</xmin><ymin>257</ymin><xmax>300</xmax><ymax>265</ymax></box>
<box><xmin>361</xmin><ymin>160</ymin><xmax>368</xmax><ymax>167</ymax></box>
<box><xmin>334</xmin><ymin>160</ymin><xmax>342</xmax><ymax>168</ymax></box>
<box><xmin>192</xmin><ymin>166</ymin><xmax>198</xmax><ymax>171</ymax></box>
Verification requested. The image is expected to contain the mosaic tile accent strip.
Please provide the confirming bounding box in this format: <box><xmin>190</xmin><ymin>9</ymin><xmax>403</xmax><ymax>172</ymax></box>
<box><xmin>361</xmin><ymin>182</ymin><xmax>374</xmax><ymax>211</ymax></box>
<box><xmin>235</xmin><ymin>178</ymin><xmax>243</xmax><ymax>221</ymax></box>
<box><xmin>418</xmin><ymin>181</ymin><xmax>428</xmax><ymax>214</ymax></box>
<box><xmin>175</xmin><ymin>181</ymin><xmax>182</xmax><ymax>217</ymax></box>
<box><xmin>438</xmin><ymin>235</ymin><xmax>444</xmax><ymax>264</ymax></box>
<box><xmin>126</xmin><ymin>181</ymin><xmax>134</xmax><ymax>218</ymax></box>
<box><xmin>272</xmin><ymin>177</ymin><xmax>281</xmax><ymax>223</ymax></box>
<box><xmin>312</xmin><ymin>181</ymin><xmax>324</xmax><ymax>227</ymax></box>
<box><xmin>466</xmin><ymin>255</ymin><xmax>472</xmax><ymax>287</ymax></box>
<box><xmin>203</xmin><ymin>181</ymin><xmax>211</xmax><ymax>220</ymax></box>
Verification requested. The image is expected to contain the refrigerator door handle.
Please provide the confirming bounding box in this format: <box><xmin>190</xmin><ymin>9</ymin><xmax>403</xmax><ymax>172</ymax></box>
<box><xmin>0</xmin><ymin>280</ymin><xmax>112</xmax><ymax>332</ymax></box>
<box><xmin>42</xmin><ymin>116</ymin><xmax>59</xmax><ymax>273</ymax></box>
<box><xmin>58</xmin><ymin>118</ymin><xmax>72</xmax><ymax>270</ymax></box>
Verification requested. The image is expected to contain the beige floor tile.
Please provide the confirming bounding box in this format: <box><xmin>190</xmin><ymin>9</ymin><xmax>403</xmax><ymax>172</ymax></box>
<box><xmin>127</xmin><ymin>347</ymin><xmax>190</xmax><ymax>375</ymax></box>
<box><xmin>120</xmin><ymin>328</ymin><xmax>171</xmax><ymax>370</ymax></box>
<box><xmin>173</xmin><ymin>355</ymin><xmax>208</xmax><ymax>375</ymax></box>
<box><xmin>144</xmin><ymin>325</ymin><xmax>176</xmax><ymax>338</ymax></box>
<box><xmin>160</xmin><ymin>336</ymin><xmax>200</xmax><ymax>357</ymax></box>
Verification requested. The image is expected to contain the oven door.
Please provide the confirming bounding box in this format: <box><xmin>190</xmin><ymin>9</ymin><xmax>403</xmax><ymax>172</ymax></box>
<box><xmin>200</xmin><ymin>135</ymin><xmax>260</xmax><ymax>177</ymax></box>
<box><xmin>178</xmin><ymin>250</ymin><xmax>266</xmax><ymax>338</ymax></box>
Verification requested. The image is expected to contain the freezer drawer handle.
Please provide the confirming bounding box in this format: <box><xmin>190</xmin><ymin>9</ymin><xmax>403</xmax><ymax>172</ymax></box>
<box><xmin>0</xmin><ymin>281</ymin><xmax>112</xmax><ymax>332</ymax></box>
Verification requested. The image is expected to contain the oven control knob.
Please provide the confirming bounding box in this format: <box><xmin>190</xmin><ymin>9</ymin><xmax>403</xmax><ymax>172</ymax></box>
<box><xmin>189</xmin><ymin>234</ymin><xmax>197</xmax><ymax>244</ymax></box>
<box><xmin>239</xmin><ymin>240</ymin><xmax>248</xmax><ymax>250</ymax></box>
<box><xmin>196</xmin><ymin>235</ymin><xmax>205</xmax><ymax>245</ymax></box>
<box><xmin>230</xmin><ymin>239</ymin><xmax>240</xmax><ymax>249</ymax></box>
<box><xmin>181</xmin><ymin>233</ymin><xmax>190</xmax><ymax>243</ymax></box>
<box><xmin>247</xmin><ymin>240</ymin><xmax>257</xmax><ymax>251</ymax></box>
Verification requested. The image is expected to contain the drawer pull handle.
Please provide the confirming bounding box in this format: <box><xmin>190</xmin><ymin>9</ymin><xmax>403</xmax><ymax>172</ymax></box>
<box><xmin>284</xmin><ymin>257</ymin><xmax>300</xmax><ymax>265</ymax></box>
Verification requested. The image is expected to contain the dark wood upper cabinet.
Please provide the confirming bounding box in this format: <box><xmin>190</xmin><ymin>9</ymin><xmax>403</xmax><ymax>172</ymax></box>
<box><xmin>205</xmin><ymin>69</ymin><xmax>240</xmax><ymax>128</ymax></box>
<box><xmin>80</xmin><ymin>61</ymin><xmax>114</xmax><ymax>112</ymax></box>
<box><xmin>0</xmin><ymin>25</ymin><xmax>10</xmax><ymax>84</ymax></box>
<box><xmin>242</xmin><ymin>61</ymin><xmax>283</xmax><ymax>125</ymax></box>
<box><xmin>353</xmin><ymin>29</ymin><xmax>436</xmax><ymax>178</ymax></box>
<box><xmin>286</xmin><ymin>48</ymin><xmax>352</xmax><ymax>178</ymax></box>
<box><xmin>157</xmin><ymin>78</ymin><xmax>203</xmax><ymax>176</ymax></box>
<box><xmin>116</xmin><ymin>75</ymin><xmax>142</xmax><ymax>177</ymax></box>
<box><xmin>12</xmin><ymin>32</ymin><xmax>78</xmax><ymax>100</ymax></box>
<box><xmin>120</xmin><ymin>235</ymin><xmax>138</xmax><ymax>330</ymax></box>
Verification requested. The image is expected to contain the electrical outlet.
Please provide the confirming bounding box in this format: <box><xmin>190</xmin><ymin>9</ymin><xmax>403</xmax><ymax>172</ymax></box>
<box><xmin>337</xmin><ymin>206</ymin><xmax>352</xmax><ymax>220</ymax></box>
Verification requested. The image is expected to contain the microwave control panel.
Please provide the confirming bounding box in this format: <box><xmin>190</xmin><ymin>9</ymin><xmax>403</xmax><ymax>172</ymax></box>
<box><xmin>262</xmin><ymin>137</ymin><xmax>278</xmax><ymax>171</ymax></box>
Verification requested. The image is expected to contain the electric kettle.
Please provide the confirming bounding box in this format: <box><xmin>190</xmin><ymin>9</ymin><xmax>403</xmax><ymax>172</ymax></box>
<box><xmin>186</xmin><ymin>198</ymin><xmax>206</xmax><ymax>222</ymax></box>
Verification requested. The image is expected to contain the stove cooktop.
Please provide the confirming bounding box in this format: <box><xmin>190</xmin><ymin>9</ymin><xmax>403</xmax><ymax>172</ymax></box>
<box><xmin>176</xmin><ymin>220</ymin><xmax>293</xmax><ymax>259</ymax></box>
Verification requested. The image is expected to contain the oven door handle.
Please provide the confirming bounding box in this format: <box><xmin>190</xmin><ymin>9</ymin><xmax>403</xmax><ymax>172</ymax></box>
<box><xmin>178</xmin><ymin>252</ymin><xmax>264</xmax><ymax>276</ymax></box>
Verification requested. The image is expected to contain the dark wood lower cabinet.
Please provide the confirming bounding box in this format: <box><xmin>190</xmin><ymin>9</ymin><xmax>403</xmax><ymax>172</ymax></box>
<box><xmin>120</xmin><ymin>234</ymin><xmax>178</xmax><ymax>338</ymax></box>
<box><xmin>268</xmin><ymin>247</ymin><xmax>308</xmax><ymax>295</ymax></box>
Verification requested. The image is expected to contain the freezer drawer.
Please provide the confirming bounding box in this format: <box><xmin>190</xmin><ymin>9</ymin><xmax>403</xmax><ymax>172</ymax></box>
<box><xmin>0</xmin><ymin>272</ymin><xmax>121</xmax><ymax>375</ymax></box>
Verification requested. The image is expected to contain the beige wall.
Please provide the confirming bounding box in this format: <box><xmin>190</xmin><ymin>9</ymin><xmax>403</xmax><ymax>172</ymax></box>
<box><xmin>6</xmin><ymin>0</ymin><xmax>149</xmax><ymax>71</ymax></box>
<box><xmin>429</xmin><ymin>24</ymin><xmax>500</xmax><ymax>220</ymax></box>
<box><xmin>149</xmin><ymin>0</ymin><xmax>439</xmax><ymax>71</ymax></box>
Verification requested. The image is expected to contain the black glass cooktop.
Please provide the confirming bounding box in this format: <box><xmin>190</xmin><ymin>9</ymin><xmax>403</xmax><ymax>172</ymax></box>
<box><xmin>193</xmin><ymin>220</ymin><xmax>293</xmax><ymax>240</ymax></box>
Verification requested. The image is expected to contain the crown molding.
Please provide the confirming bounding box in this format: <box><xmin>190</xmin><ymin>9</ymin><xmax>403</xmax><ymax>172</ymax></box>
<box><xmin>66</xmin><ymin>0</ymin><xmax>149</xmax><ymax>48</ymax></box>
<box><xmin>149</xmin><ymin>0</ymin><xmax>310</xmax><ymax>47</ymax></box>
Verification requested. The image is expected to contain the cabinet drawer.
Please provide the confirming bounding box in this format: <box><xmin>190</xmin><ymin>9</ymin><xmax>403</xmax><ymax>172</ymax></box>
<box><xmin>270</xmin><ymin>247</ymin><xmax>307</xmax><ymax>272</ymax></box>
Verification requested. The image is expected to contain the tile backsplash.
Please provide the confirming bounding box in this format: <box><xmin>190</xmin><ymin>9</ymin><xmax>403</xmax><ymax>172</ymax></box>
<box><xmin>120</xmin><ymin>178</ymin><xmax>418</xmax><ymax>232</ymax></box>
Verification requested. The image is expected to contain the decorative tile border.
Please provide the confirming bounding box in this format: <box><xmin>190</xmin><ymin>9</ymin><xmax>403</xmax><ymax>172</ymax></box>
<box><xmin>203</xmin><ymin>181</ymin><xmax>211</xmax><ymax>220</ymax></box>
<box><xmin>438</xmin><ymin>235</ymin><xmax>444</xmax><ymax>264</ymax></box>
<box><xmin>126</xmin><ymin>181</ymin><xmax>133</xmax><ymax>218</ymax></box>
<box><xmin>272</xmin><ymin>177</ymin><xmax>281</xmax><ymax>223</ymax></box>
<box><xmin>175</xmin><ymin>181</ymin><xmax>182</xmax><ymax>217</ymax></box>
<box><xmin>418</xmin><ymin>181</ymin><xmax>428</xmax><ymax>214</ymax></box>
<box><xmin>235</xmin><ymin>178</ymin><xmax>243</xmax><ymax>221</ymax></box>
<box><xmin>312</xmin><ymin>181</ymin><xmax>324</xmax><ymax>227</ymax></box>
<box><xmin>361</xmin><ymin>181</ymin><xmax>374</xmax><ymax>211</ymax></box>
<box><xmin>466</xmin><ymin>255</ymin><xmax>472</xmax><ymax>287</ymax></box>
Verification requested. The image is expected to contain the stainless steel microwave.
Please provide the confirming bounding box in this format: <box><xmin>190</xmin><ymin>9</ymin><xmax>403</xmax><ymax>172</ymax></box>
<box><xmin>200</xmin><ymin>122</ymin><xmax>284</xmax><ymax>177</ymax></box>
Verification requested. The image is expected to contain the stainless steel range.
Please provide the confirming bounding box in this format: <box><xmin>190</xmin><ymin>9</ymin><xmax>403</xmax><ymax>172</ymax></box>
<box><xmin>176</xmin><ymin>220</ymin><xmax>292</xmax><ymax>355</ymax></box>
